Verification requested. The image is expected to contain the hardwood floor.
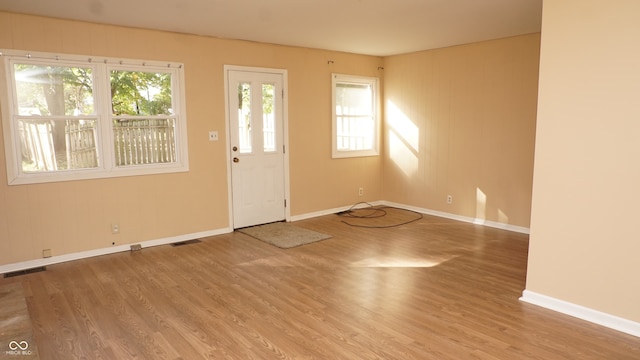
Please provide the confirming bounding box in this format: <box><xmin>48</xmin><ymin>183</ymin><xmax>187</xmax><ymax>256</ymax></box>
<box><xmin>1</xmin><ymin>209</ymin><xmax>639</xmax><ymax>359</ymax></box>
<box><xmin>0</xmin><ymin>283</ymin><xmax>39</xmax><ymax>359</ymax></box>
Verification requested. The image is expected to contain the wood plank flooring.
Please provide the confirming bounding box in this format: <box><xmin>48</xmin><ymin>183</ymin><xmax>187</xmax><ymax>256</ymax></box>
<box><xmin>0</xmin><ymin>282</ymin><xmax>39</xmax><ymax>359</ymax></box>
<box><xmin>1</xmin><ymin>209</ymin><xmax>638</xmax><ymax>359</ymax></box>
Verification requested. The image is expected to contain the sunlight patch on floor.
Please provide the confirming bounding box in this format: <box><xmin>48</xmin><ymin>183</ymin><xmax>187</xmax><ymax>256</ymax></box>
<box><xmin>350</xmin><ymin>255</ymin><xmax>459</xmax><ymax>268</ymax></box>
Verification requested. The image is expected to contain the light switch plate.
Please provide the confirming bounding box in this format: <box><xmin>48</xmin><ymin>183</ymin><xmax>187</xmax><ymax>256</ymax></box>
<box><xmin>208</xmin><ymin>131</ymin><xmax>219</xmax><ymax>141</ymax></box>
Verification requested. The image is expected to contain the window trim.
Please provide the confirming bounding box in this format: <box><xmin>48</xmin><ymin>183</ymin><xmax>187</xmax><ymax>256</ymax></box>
<box><xmin>0</xmin><ymin>50</ymin><xmax>189</xmax><ymax>185</ymax></box>
<box><xmin>331</xmin><ymin>73</ymin><xmax>380</xmax><ymax>159</ymax></box>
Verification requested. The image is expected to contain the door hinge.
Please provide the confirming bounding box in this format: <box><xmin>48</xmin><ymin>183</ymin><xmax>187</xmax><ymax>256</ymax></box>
<box><xmin>284</xmin><ymin>199</ymin><xmax>287</xmax><ymax>208</ymax></box>
<box><xmin>283</xmin><ymin>145</ymin><xmax>286</xmax><ymax>154</ymax></box>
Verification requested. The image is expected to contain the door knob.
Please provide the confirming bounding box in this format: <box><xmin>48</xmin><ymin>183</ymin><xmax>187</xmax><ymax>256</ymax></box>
<box><xmin>233</xmin><ymin>157</ymin><xmax>239</xmax><ymax>163</ymax></box>
<box><xmin>232</xmin><ymin>146</ymin><xmax>238</xmax><ymax>152</ymax></box>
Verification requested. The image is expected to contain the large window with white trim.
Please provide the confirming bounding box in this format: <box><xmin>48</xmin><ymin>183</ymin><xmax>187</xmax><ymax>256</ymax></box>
<box><xmin>0</xmin><ymin>50</ymin><xmax>188</xmax><ymax>185</ymax></box>
<box><xmin>332</xmin><ymin>73</ymin><xmax>380</xmax><ymax>158</ymax></box>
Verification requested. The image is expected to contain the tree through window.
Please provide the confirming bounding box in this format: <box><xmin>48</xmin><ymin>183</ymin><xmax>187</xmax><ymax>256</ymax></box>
<box><xmin>1</xmin><ymin>51</ymin><xmax>189</xmax><ymax>185</ymax></box>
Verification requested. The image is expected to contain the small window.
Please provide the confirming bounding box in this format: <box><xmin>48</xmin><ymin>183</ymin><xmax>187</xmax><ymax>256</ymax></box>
<box><xmin>332</xmin><ymin>73</ymin><xmax>379</xmax><ymax>158</ymax></box>
<box><xmin>0</xmin><ymin>50</ymin><xmax>189</xmax><ymax>185</ymax></box>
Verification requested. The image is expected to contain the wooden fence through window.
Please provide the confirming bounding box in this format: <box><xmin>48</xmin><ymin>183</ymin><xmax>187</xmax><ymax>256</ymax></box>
<box><xmin>18</xmin><ymin>119</ymin><xmax>57</xmax><ymax>171</ymax></box>
<box><xmin>113</xmin><ymin>118</ymin><xmax>176</xmax><ymax>166</ymax></box>
<box><xmin>18</xmin><ymin>118</ymin><xmax>175</xmax><ymax>171</ymax></box>
<box><xmin>65</xmin><ymin>120</ymin><xmax>98</xmax><ymax>169</ymax></box>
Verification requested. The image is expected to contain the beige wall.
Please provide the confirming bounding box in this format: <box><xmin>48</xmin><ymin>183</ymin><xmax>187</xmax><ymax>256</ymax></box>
<box><xmin>526</xmin><ymin>0</ymin><xmax>640</xmax><ymax>322</ymax></box>
<box><xmin>0</xmin><ymin>12</ymin><xmax>383</xmax><ymax>265</ymax></box>
<box><xmin>382</xmin><ymin>34</ymin><xmax>540</xmax><ymax>228</ymax></box>
<box><xmin>0</xmin><ymin>12</ymin><xmax>541</xmax><ymax>270</ymax></box>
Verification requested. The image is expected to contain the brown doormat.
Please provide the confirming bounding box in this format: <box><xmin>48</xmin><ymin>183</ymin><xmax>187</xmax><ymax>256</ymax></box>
<box><xmin>237</xmin><ymin>222</ymin><xmax>332</xmax><ymax>249</ymax></box>
<box><xmin>0</xmin><ymin>283</ymin><xmax>39</xmax><ymax>358</ymax></box>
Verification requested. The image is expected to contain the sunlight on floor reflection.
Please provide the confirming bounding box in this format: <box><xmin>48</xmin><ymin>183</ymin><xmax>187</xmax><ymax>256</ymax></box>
<box><xmin>350</xmin><ymin>255</ymin><xmax>459</xmax><ymax>268</ymax></box>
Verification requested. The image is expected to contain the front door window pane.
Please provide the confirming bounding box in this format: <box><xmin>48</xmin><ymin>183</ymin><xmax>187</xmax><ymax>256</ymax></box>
<box><xmin>238</xmin><ymin>82</ymin><xmax>252</xmax><ymax>153</ymax></box>
<box><xmin>262</xmin><ymin>83</ymin><xmax>275</xmax><ymax>152</ymax></box>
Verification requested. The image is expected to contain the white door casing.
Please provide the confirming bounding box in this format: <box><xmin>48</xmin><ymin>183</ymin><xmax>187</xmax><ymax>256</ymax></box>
<box><xmin>225</xmin><ymin>66</ymin><xmax>289</xmax><ymax>229</ymax></box>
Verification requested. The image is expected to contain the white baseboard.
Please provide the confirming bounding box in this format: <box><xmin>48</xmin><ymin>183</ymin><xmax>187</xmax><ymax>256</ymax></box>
<box><xmin>520</xmin><ymin>290</ymin><xmax>640</xmax><ymax>338</ymax></box>
<box><xmin>290</xmin><ymin>201</ymin><xmax>384</xmax><ymax>222</ymax></box>
<box><xmin>0</xmin><ymin>227</ymin><xmax>232</xmax><ymax>275</ymax></box>
<box><xmin>1</xmin><ymin>201</ymin><xmax>528</xmax><ymax>274</ymax></box>
<box><xmin>380</xmin><ymin>201</ymin><xmax>530</xmax><ymax>234</ymax></box>
<box><xmin>291</xmin><ymin>200</ymin><xmax>529</xmax><ymax>234</ymax></box>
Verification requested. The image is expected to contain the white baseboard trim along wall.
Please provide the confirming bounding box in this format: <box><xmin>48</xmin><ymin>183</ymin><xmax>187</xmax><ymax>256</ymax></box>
<box><xmin>290</xmin><ymin>201</ymin><xmax>385</xmax><ymax>222</ymax></box>
<box><xmin>520</xmin><ymin>290</ymin><xmax>640</xmax><ymax>338</ymax></box>
<box><xmin>1</xmin><ymin>201</ymin><xmax>529</xmax><ymax>275</ymax></box>
<box><xmin>292</xmin><ymin>201</ymin><xmax>531</xmax><ymax>234</ymax></box>
<box><xmin>4</xmin><ymin>200</ymin><xmax>526</xmax><ymax>275</ymax></box>
<box><xmin>380</xmin><ymin>201</ymin><xmax>531</xmax><ymax>234</ymax></box>
<box><xmin>0</xmin><ymin>228</ymin><xmax>232</xmax><ymax>275</ymax></box>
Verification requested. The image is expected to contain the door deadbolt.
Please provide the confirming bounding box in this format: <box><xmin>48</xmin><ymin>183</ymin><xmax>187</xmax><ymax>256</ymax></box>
<box><xmin>232</xmin><ymin>146</ymin><xmax>238</xmax><ymax>152</ymax></box>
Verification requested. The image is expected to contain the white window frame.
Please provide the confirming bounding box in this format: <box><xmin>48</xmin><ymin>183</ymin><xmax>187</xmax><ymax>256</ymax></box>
<box><xmin>331</xmin><ymin>73</ymin><xmax>380</xmax><ymax>158</ymax></box>
<box><xmin>0</xmin><ymin>50</ymin><xmax>189</xmax><ymax>185</ymax></box>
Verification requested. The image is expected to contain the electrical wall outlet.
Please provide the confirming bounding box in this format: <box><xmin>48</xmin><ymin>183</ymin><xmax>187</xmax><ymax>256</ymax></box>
<box><xmin>447</xmin><ymin>195</ymin><xmax>453</xmax><ymax>204</ymax></box>
<box><xmin>208</xmin><ymin>131</ymin><xmax>219</xmax><ymax>141</ymax></box>
<box><xmin>111</xmin><ymin>223</ymin><xmax>120</xmax><ymax>234</ymax></box>
<box><xmin>42</xmin><ymin>249</ymin><xmax>52</xmax><ymax>258</ymax></box>
<box><xmin>358</xmin><ymin>187</ymin><xmax>364</xmax><ymax>196</ymax></box>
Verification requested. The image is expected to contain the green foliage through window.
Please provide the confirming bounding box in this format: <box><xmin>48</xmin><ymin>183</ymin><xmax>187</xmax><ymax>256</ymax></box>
<box><xmin>111</xmin><ymin>71</ymin><xmax>172</xmax><ymax>116</ymax></box>
<box><xmin>2</xmin><ymin>51</ymin><xmax>188</xmax><ymax>184</ymax></box>
<box><xmin>238</xmin><ymin>82</ymin><xmax>274</xmax><ymax>115</ymax></box>
<box><xmin>14</xmin><ymin>64</ymin><xmax>94</xmax><ymax>116</ymax></box>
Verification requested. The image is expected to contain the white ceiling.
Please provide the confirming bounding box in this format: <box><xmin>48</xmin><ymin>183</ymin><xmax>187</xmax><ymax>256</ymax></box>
<box><xmin>0</xmin><ymin>0</ymin><xmax>542</xmax><ymax>56</ymax></box>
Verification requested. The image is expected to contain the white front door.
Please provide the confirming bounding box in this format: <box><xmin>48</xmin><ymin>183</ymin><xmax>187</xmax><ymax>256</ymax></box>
<box><xmin>227</xmin><ymin>68</ymin><xmax>286</xmax><ymax>228</ymax></box>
